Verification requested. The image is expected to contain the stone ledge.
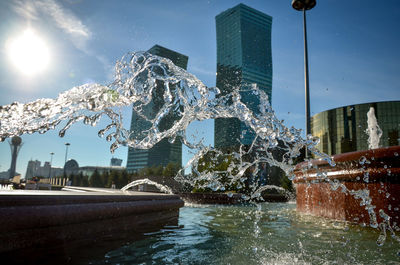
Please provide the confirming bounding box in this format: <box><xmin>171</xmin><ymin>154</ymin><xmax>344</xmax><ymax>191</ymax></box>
<box><xmin>0</xmin><ymin>189</ymin><xmax>184</xmax><ymax>254</ymax></box>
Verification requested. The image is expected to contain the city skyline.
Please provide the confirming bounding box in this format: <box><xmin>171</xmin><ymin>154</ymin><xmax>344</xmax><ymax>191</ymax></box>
<box><xmin>0</xmin><ymin>0</ymin><xmax>399</xmax><ymax>178</ymax></box>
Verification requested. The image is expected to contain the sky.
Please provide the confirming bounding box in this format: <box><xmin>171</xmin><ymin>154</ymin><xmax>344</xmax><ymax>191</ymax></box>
<box><xmin>0</xmin><ymin>0</ymin><xmax>399</xmax><ymax>178</ymax></box>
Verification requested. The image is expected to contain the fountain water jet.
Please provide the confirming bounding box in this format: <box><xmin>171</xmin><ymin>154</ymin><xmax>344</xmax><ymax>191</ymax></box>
<box><xmin>0</xmin><ymin>51</ymin><xmax>398</xmax><ymax>250</ymax></box>
<box><xmin>367</xmin><ymin>107</ymin><xmax>383</xmax><ymax>149</ymax></box>
<box><xmin>0</xmin><ymin>51</ymin><xmax>332</xmax><ymax>198</ymax></box>
<box><xmin>121</xmin><ymin>178</ymin><xmax>174</xmax><ymax>194</ymax></box>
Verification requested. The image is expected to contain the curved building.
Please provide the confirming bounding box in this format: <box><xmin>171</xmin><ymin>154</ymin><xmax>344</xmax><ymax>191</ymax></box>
<box><xmin>64</xmin><ymin>159</ymin><xmax>80</xmax><ymax>176</ymax></box>
<box><xmin>311</xmin><ymin>101</ymin><xmax>400</xmax><ymax>155</ymax></box>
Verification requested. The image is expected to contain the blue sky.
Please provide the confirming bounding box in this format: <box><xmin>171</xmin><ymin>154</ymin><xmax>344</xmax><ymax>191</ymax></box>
<box><xmin>0</xmin><ymin>0</ymin><xmax>399</xmax><ymax>178</ymax></box>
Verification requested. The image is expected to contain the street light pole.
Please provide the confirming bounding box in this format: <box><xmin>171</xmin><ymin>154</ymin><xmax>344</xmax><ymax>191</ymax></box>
<box><xmin>64</xmin><ymin>143</ymin><xmax>70</xmax><ymax>177</ymax></box>
<box><xmin>49</xmin><ymin>152</ymin><xmax>54</xmax><ymax>178</ymax></box>
<box><xmin>302</xmin><ymin>8</ymin><xmax>311</xmax><ymax>137</ymax></box>
<box><xmin>292</xmin><ymin>0</ymin><xmax>316</xmax><ymax>157</ymax></box>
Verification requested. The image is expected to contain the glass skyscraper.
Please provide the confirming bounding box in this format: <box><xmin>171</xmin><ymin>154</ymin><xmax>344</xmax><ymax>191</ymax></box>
<box><xmin>214</xmin><ymin>3</ymin><xmax>273</xmax><ymax>149</ymax></box>
<box><xmin>126</xmin><ymin>45</ymin><xmax>188</xmax><ymax>172</ymax></box>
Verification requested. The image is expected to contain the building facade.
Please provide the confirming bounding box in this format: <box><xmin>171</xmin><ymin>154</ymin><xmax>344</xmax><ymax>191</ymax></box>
<box><xmin>25</xmin><ymin>159</ymin><xmax>63</xmax><ymax>179</ymax></box>
<box><xmin>214</xmin><ymin>3</ymin><xmax>273</xmax><ymax>148</ymax></box>
<box><xmin>311</xmin><ymin>101</ymin><xmax>400</xmax><ymax>155</ymax></box>
<box><xmin>110</xmin><ymin>158</ymin><xmax>123</xmax><ymax>167</ymax></box>
<box><xmin>64</xmin><ymin>159</ymin><xmax>125</xmax><ymax>177</ymax></box>
<box><xmin>126</xmin><ymin>45</ymin><xmax>188</xmax><ymax>172</ymax></box>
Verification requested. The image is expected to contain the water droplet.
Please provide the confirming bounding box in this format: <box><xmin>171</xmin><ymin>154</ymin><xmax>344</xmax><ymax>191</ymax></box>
<box><xmin>359</xmin><ymin>156</ymin><xmax>367</xmax><ymax>165</ymax></box>
<box><xmin>84</xmin><ymin>117</ymin><xmax>90</xmax><ymax>125</ymax></box>
<box><xmin>363</xmin><ymin>172</ymin><xmax>369</xmax><ymax>183</ymax></box>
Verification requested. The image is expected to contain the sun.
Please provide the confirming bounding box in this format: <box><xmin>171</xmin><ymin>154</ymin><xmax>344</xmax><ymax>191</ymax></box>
<box><xmin>6</xmin><ymin>29</ymin><xmax>50</xmax><ymax>76</ymax></box>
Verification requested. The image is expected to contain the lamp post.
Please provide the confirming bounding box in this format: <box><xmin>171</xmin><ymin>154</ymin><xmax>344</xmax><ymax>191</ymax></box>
<box><xmin>48</xmin><ymin>152</ymin><xmax>54</xmax><ymax>178</ymax></box>
<box><xmin>292</xmin><ymin>0</ymin><xmax>316</xmax><ymax>157</ymax></box>
<box><xmin>64</xmin><ymin>143</ymin><xmax>70</xmax><ymax>177</ymax></box>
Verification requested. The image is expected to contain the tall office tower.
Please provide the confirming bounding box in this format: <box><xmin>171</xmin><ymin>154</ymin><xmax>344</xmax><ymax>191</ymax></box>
<box><xmin>126</xmin><ymin>45</ymin><xmax>188</xmax><ymax>173</ymax></box>
<box><xmin>214</xmin><ymin>4</ymin><xmax>272</xmax><ymax>149</ymax></box>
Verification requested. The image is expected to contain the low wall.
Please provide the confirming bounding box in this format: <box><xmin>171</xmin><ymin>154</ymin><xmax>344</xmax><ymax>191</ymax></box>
<box><xmin>179</xmin><ymin>192</ymin><xmax>244</xmax><ymax>204</ymax></box>
<box><xmin>0</xmin><ymin>189</ymin><xmax>184</xmax><ymax>255</ymax></box>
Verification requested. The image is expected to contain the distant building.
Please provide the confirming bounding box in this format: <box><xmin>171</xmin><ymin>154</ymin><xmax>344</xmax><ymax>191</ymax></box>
<box><xmin>214</xmin><ymin>3</ymin><xmax>273</xmax><ymax>149</ymax></box>
<box><xmin>78</xmin><ymin>166</ymin><xmax>125</xmax><ymax>177</ymax></box>
<box><xmin>126</xmin><ymin>45</ymin><xmax>188</xmax><ymax>172</ymax></box>
<box><xmin>64</xmin><ymin>159</ymin><xmax>80</xmax><ymax>176</ymax></box>
<box><xmin>110</xmin><ymin>158</ymin><xmax>123</xmax><ymax>167</ymax></box>
<box><xmin>64</xmin><ymin>159</ymin><xmax>125</xmax><ymax>177</ymax></box>
<box><xmin>25</xmin><ymin>159</ymin><xmax>63</xmax><ymax>179</ymax></box>
<box><xmin>311</xmin><ymin>101</ymin><xmax>400</xmax><ymax>155</ymax></box>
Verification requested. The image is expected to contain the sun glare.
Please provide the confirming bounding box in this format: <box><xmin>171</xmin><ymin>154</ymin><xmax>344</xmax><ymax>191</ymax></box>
<box><xmin>6</xmin><ymin>29</ymin><xmax>50</xmax><ymax>76</ymax></box>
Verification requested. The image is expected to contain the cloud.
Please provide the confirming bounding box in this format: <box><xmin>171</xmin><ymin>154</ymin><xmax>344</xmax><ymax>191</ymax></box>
<box><xmin>12</xmin><ymin>0</ymin><xmax>38</xmax><ymax>21</ymax></box>
<box><xmin>12</xmin><ymin>0</ymin><xmax>91</xmax><ymax>41</ymax></box>
<box><xmin>11</xmin><ymin>0</ymin><xmax>112</xmax><ymax>77</ymax></box>
<box><xmin>190</xmin><ymin>65</ymin><xmax>215</xmax><ymax>77</ymax></box>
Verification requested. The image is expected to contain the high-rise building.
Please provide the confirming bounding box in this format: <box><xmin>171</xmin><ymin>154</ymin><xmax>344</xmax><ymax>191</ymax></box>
<box><xmin>126</xmin><ymin>45</ymin><xmax>188</xmax><ymax>172</ymax></box>
<box><xmin>214</xmin><ymin>4</ymin><xmax>273</xmax><ymax>149</ymax></box>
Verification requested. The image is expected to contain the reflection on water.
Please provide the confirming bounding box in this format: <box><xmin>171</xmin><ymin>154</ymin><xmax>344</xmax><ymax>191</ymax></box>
<box><xmin>91</xmin><ymin>203</ymin><xmax>399</xmax><ymax>265</ymax></box>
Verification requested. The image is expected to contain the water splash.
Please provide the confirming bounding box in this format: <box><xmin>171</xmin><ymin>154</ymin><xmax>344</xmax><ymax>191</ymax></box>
<box><xmin>0</xmin><ymin>51</ymin><xmax>397</xmax><ymax>249</ymax></box>
<box><xmin>366</xmin><ymin>107</ymin><xmax>382</xmax><ymax>149</ymax></box>
<box><xmin>0</xmin><ymin>51</ymin><xmax>332</xmax><ymax>194</ymax></box>
<box><xmin>121</xmin><ymin>178</ymin><xmax>173</xmax><ymax>194</ymax></box>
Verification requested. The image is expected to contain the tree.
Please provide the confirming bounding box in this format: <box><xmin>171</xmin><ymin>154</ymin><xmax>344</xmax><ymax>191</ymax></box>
<box><xmin>102</xmin><ymin>171</ymin><xmax>110</xmax><ymax>188</ymax></box>
<box><xmin>90</xmin><ymin>169</ymin><xmax>103</xmax><ymax>187</ymax></box>
<box><xmin>107</xmin><ymin>170</ymin><xmax>119</xmax><ymax>188</ymax></box>
<box><xmin>162</xmin><ymin>162</ymin><xmax>181</xmax><ymax>177</ymax></box>
<box><xmin>138</xmin><ymin>167</ymin><xmax>154</xmax><ymax>177</ymax></box>
<box><xmin>117</xmin><ymin>170</ymin><xmax>129</xmax><ymax>189</ymax></box>
<box><xmin>71</xmin><ymin>174</ymin><xmax>80</xmax><ymax>186</ymax></box>
<box><xmin>281</xmin><ymin>174</ymin><xmax>294</xmax><ymax>193</ymax></box>
<box><xmin>192</xmin><ymin>150</ymin><xmax>250</xmax><ymax>193</ymax></box>
<box><xmin>153</xmin><ymin>165</ymin><xmax>163</xmax><ymax>176</ymax></box>
<box><xmin>81</xmin><ymin>173</ymin><xmax>89</xmax><ymax>187</ymax></box>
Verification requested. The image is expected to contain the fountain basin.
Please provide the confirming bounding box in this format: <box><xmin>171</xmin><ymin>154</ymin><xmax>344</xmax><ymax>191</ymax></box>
<box><xmin>0</xmin><ymin>188</ymin><xmax>184</xmax><ymax>255</ymax></box>
<box><xmin>293</xmin><ymin>146</ymin><xmax>400</xmax><ymax>224</ymax></box>
<box><xmin>178</xmin><ymin>192</ymin><xmax>244</xmax><ymax>204</ymax></box>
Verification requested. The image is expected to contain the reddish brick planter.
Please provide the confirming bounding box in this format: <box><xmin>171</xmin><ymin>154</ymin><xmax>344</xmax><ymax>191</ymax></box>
<box><xmin>293</xmin><ymin>146</ymin><xmax>400</xmax><ymax>225</ymax></box>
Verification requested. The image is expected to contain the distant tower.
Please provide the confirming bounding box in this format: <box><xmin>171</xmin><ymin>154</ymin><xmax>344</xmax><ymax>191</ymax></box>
<box><xmin>126</xmin><ymin>45</ymin><xmax>188</xmax><ymax>173</ymax></box>
<box><xmin>110</xmin><ymin>158</ymin><xmax>123</xmax><ymax>167</ymax></box>
<box><xmin>214</xmin><ymin>4</ymin><xmax>273</xmax><ymax>149</ymax></box>
<box><xmin>9</xmin><ymin>136</ymin><xmax>22</xmax><ymax>179</ymax></box>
